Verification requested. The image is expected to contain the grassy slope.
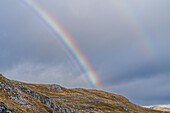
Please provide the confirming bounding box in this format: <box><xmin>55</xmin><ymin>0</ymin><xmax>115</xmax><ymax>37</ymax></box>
<box><xmin>0</xmin><ymin>74</ymin><xmax>167</xmax><ymax>113</ymax></box>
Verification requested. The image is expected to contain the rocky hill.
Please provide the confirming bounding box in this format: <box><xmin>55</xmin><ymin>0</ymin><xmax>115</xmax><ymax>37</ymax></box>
<box><xmin>0</xmin><ymin>74</ymin><xmax>167</xmax><ymax>113</ymax></box>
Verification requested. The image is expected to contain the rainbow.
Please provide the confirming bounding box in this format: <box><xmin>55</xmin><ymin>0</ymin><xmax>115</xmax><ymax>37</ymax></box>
<box><xmin>21</xmin><ymin>0</ymin><xmax>102</xmax><ymax>89</ymax></box>
<box><xmin>116</xmin><ymin>0</ymin><xmax>155</xmax><ymax>58</ymax></box>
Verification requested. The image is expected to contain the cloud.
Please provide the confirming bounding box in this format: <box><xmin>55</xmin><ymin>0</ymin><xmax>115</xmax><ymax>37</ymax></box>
<box><xmin>0</xmin><ymin>0</ymin><xmax>170</xmax><ymax>106</ymax></box>
<box><xmin>3</xmin><ymin>62</ymin><xmax>90</xmax><ymax>88</ymax></box>
<box><xmin>106</xmin><ymin>74</ymin><xmax>170</xmax><ymax>105</ymax></box>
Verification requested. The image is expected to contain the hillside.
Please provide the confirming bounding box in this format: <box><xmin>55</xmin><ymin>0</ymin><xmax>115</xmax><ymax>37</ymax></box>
<box><xmin>0</xmin><ymin>74</ymin><xmax>167</xmax><ymax>113</ymax></box>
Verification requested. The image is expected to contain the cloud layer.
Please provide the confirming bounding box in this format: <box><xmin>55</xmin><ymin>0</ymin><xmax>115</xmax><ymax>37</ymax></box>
<box><xmin>0</xmin><ymin>0</ymin><xmax>170</xmax><ymax>105</ymax></box>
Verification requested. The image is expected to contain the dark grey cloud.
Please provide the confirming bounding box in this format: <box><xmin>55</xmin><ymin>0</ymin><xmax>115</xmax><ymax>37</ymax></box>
<box><xmin>107</xmin><ymin>74</ymin><xmax>170</xmax><ymax>105</ymax></box>
<box><xmin>0</xmin><ymin>0</ymin><xmax>170</xmax><ymax>106</ymax></box>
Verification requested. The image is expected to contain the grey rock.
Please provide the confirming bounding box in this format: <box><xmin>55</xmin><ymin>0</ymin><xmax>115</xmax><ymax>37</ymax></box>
<box><xmin>51</xmin><ymin>103</ymin><xmax>56</xmax><ymax>110</ymax></box>
<box><xmin>48</xmin><ymin>84</ymin><xmax>64</xmax><ymax>92</ymax></box>
<box><xmin>0</xmin><ymin>105</ymin><xmax>11</xmax><ymax>113</ymax></box>
<box><xmin>116</xmin><ymin>103</ymin><xmax>129</xmax><ymax>111</ymax></box>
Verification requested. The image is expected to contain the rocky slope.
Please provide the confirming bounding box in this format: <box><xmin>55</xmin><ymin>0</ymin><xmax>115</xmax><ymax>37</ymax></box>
<box><xmin>0</xmin><ymin>74</ymin><xmax>167</xmax><ymax>113</ymax></box>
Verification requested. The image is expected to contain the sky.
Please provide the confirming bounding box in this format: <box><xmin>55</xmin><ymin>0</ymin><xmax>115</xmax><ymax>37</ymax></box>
<box><xmin>0</xmin><ymin>0</ymin><xmax>170</xmax><ymax>106</ymax></box>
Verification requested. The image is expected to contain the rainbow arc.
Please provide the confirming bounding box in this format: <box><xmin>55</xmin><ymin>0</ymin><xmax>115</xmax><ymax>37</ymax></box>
<box><xmin>21</xmin><ymin>0</ymin><xmax>102</xmax><ymax>89</ymax></box>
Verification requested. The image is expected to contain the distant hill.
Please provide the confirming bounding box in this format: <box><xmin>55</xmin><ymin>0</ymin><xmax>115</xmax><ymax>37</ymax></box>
<box><xmin>150</xmin><ymin>106</ymin><xmax>170</xmax><ymax>112</ymax></box>
<box><xmin>144</xmin><ymin>105</ymin><xmax>170</xmax><ymax>112</ymax></box>
<box><xmin>0</xmin><ymin>74</ymin><xmax>167</xmax><ymax>113</ymax></box>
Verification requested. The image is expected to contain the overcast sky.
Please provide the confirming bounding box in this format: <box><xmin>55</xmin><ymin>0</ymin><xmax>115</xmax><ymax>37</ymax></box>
<box><xmin>0</xmin><ymin>0</ymin><xmax>170</xmax><ymax>106</ymax></box>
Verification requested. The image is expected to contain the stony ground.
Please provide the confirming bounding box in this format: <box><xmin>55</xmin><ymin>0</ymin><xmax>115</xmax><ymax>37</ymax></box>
<box><xmin>0</xmin><ymin>74</ymin><xmax>167</xmax><ymax>113</ymax></box>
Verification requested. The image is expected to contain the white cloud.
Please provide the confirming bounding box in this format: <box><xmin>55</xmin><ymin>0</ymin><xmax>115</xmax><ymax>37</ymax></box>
<box><xmin>143</xmin><ymin>104</ymin><xmax>170</xmax><ymax>109</ymax></box>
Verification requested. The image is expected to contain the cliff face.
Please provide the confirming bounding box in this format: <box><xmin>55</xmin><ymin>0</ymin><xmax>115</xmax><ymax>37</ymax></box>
<box><xmin>0</xmin><ymin>74</ymin><xmax>166</xmax><ymax>113</ymax></box>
